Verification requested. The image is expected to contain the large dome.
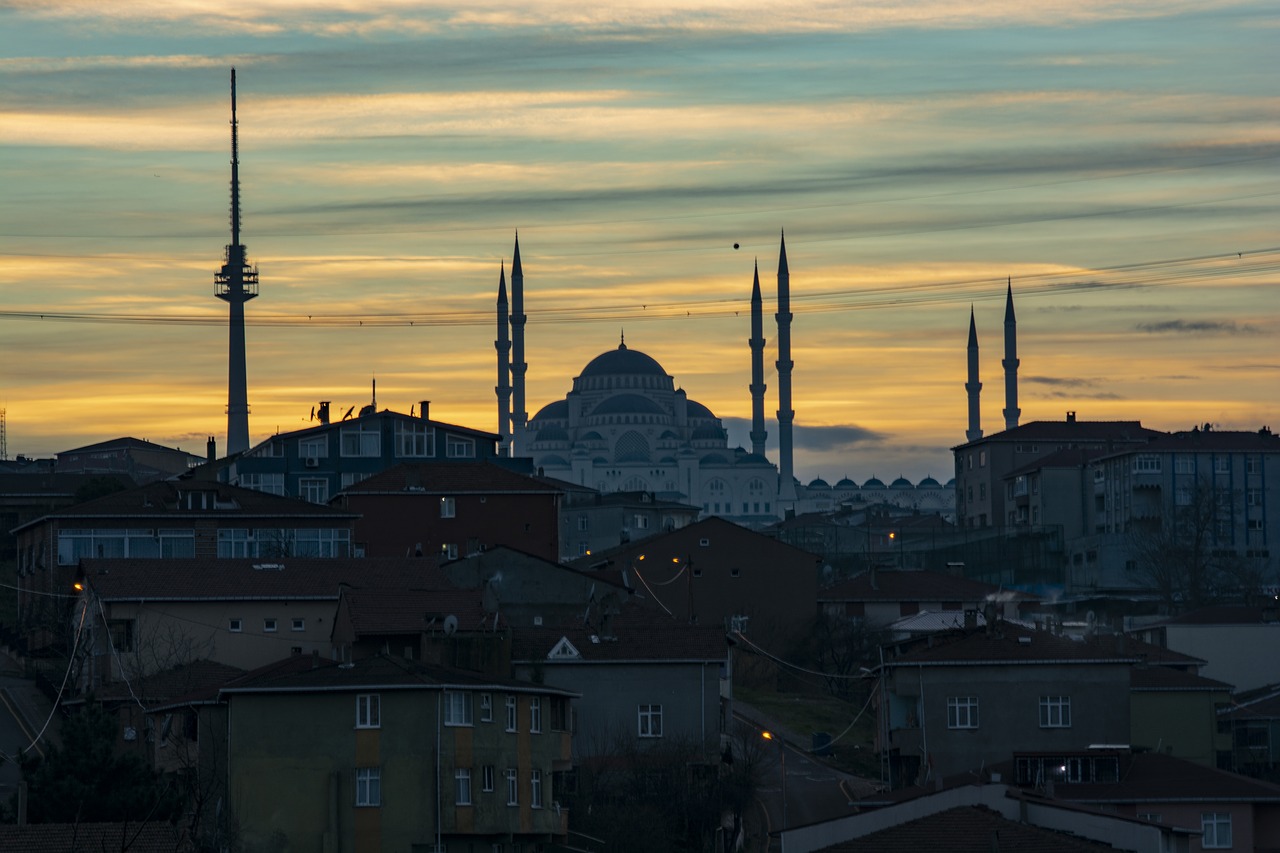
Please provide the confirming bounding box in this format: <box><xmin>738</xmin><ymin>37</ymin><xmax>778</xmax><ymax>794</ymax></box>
<box><xmin>580</xmin><ymin>343</ymin><xmax>666</xmax><ymax>378</ymax></box>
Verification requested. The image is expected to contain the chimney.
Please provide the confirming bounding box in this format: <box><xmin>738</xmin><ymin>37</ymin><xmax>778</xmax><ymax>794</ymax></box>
<box><xmin>419</xmin><ymin>400</ymin><xmax>430</xmax><ymax>421</ymax></box>
<box><xmin>1066</xmin><ymin>411</ymin><xmax>1076</xmax><ymax>423</ymax></box>
<box><xmin>317</xmin><ymin>401</ymin><xmax>331</xmax><ymax>425</ymax></box>
<box><xmin>206</xmin><ymin>436</ymin><xmax>216</xmax><ymax>464</ymax></box>
<box><xmin>964</xmin><ymin>609</ymin><xmax>978</xmax><ymax>630</ymax></box>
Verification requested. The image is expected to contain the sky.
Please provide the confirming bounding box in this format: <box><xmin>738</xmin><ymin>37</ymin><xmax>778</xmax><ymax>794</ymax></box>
<box><xmin>0</xmin><ymin>0</ymin><xmax>1277</xmax><ymax>484</ymax></box>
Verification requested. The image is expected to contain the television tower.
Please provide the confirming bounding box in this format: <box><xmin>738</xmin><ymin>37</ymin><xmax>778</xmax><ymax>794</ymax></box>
<box><xmin>214</xmin><ymin>68</ymin><xmax>259</xmax><ymax>456</ymax></box>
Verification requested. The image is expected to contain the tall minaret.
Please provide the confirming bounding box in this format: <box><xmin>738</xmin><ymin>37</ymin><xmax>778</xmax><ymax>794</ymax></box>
<box><xmin>1002</xmin><ymin>278</ymin><xmax>1020</xmax><ymax>431</ymax></box>
<box><xmin>509</xmin><ymin>233</ymin><xmax>528</xmax><ymax>456</ymax></box>
<box><xmin>749</xmin><ymin>261</ymin><xmax>768</xmax><ymax>457</ymax></box>
<box><xmin>495</xmin><ymin>262</ymin><xmax>512</xmax><ymax>456</ymax></box>
<box><xmin>214</xmin><ymin>68</ymin><xmax>259</xmax><ymax>457</ymax></box>
<box><xmin>965</xmin><ymin>306</ymin><xmax>983</xmax><ymax>442</ymax></box>
<box><xmin>775</xmin><ymin>233</ymin><xmax>797</xmax><ymax>502</ymax></box>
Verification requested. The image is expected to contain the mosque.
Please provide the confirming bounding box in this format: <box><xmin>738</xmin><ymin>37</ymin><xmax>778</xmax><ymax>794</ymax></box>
<box><xmin>492</xmin><ymin>234</ymin><xmax>957</xmax><ymax>526</ymax></box>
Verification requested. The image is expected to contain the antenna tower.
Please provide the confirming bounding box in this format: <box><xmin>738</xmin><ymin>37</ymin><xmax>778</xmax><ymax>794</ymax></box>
<box><xmin>214</xmin><ymin>68</ymin><xmax>259</xmax><ymax>456</ymax></box>
<box><xmin>0</xmin><ymin>408</ymin><xmax>7</xmax><ymax>461</ymax></box>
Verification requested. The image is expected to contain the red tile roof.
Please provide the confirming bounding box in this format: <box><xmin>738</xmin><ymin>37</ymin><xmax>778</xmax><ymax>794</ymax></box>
<box><xmin>816</xmin><ymin>805</ymin><xmax>1124</xmax><ymax>852</ymax></box>
<box><xmin>343</xmin><ymin>461</ymin><xmax>562</xmax><ymax>495</ymax></box>
<box><xmin>81</xmin><ymin>556</ymin><xmax>442</xmax><ymax>601</ymax></box>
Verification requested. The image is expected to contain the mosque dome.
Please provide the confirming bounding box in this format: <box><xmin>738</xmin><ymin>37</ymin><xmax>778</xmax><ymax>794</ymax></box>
<box><xmin>580</xmin><ymin>343</ymin><xmax>666</xmax><ymax>378</ymax></box>
<box><xmin>686</xmin><ymin>400</ymin><xmax>715</xmax><ymax>420</ymax></box>
<box><xmin>808</xmin><ymin>478</ymin><xmax>831</xmax><ymax>489</ymax></box>
<box><xmin>590</xmin><ymin>394</ymin><xmax>667</xmax><ymax>417</ymax></box>
<box><xmin>535</xmin><ymin>425</ymin><xmax>569</xmax><ymax>442</ymax></box>
<box><xmin>691</xmin><ymin>425</ymin><xmax>726</xmax><ymax>441</ymax></box>
<box><xmin>891</xmin><ymin>477</ymin><xmax>914</xmax><ymax>489</ymax></box>
<box><xmin>862</xmin><ymin>476</ymin><xmax>885</xmax><ymax>489</ymax></box>
<box><xmin>918</xmin><ymin>476</ymin><xmax>941</xmax><ymax>488</ymax></box>
<box><xmin>835</xmin><ymin>477</ymin><xmax>859</xmax><ymax>490</ymax></box>
<box><xmin>532</xmin><ymin>399</ymin><xmax>568</xmax><ymax>420</ymax></box>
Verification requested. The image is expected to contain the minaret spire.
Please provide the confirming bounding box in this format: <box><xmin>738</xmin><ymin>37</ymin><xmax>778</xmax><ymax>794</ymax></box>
<box><xmin>214</xmin><ymin>67</ymin><xmax>259</xmax><ymax>457</ymax></box>
<box><xmin>495</xmin><ymin>261</ymin><xmax>512</xmax><ymax>456</ymax></box>
<box><xmin>1002</xmin><ymin>278</ymin><xmax>1020</xmax><ymax>431</ymax></box>
<box><xmin>749</xmin><ymin>260</ymin><xmax>768</xmax><ymax>457</ymax></box>
<box><xmin>775</xmin><ymin>232</ymin><xmax>797</xmax><ymax>504</ymax></box>
<box><xmin>965</xmin><ymin>306</ymin><xmax>983</xmax><ymax>442</ymax></box>
<box><xmin>509</xmin><ymin>232</ymin><xmax>528</xmax><ymax>456</ymax></box>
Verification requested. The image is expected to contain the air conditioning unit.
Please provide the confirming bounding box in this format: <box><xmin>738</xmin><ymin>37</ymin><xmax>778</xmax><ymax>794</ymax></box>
<box><xmin>304</xmin><ymin>457</ymin><xmax>319</xmax><ymax>468</ymax></box>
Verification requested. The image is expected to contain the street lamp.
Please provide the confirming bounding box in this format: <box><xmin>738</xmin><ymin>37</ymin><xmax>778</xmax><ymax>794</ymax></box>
<box><xmin>761</xmin><ymin>730</ymin><xmax>787</xmax><ymax>847</ymax></box>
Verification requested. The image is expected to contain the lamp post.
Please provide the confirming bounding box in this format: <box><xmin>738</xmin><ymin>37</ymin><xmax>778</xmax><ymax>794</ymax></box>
<box><xmin>762</xmin><ymin>730</ymin><xmax>787</xmax><ymax>851</ymax></box>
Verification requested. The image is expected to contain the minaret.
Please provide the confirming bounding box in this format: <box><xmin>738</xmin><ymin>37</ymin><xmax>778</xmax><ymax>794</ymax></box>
<box><xmin>749</xmin><ymin>261</ymin><xmax>768</xmax><ymax>457</ymax></box>
<box><xmin>214</xmin><ymin>68</ymin><xmax>259</xmax><ymax>457</ymax></box>
<box><xmin>965</xmin><ymin>306</ymin><xmax>983</xmax><ymax>442</ymax></box>
<box><xmin>495</xmin><ymin>262</ymin><xmax>512</xmax><ymax>456</ymax></box>
<box><xmin>775</xmin><ymin>233</ymin><xmax>797</xmax><ymax>502</ymax></box>
<box><xmin>509</xmin><ymin>233</ymin><xmax>528</xmax><ymax>456</ymax></box>
<box><xmin>1002</xmin><ymin>278</ymin><xmax>1021</xmax><ymax>431</ymax></box>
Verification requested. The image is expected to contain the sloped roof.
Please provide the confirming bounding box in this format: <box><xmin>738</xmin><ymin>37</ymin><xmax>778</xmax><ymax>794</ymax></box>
<box><xmin>81</xmin><ymin>557</ymin><xmax>441</xmax><ymax>602</ymax></box>
<box><xmin>1220</xmin><ymin>683</ymin><xmax>1280</xmax><ymax>721</ymax></box>
<box><xmin>0</xmin><ymin>822</ymin><xmax>193</xmax><ymax>853</ymax></box>
<box><xmin>221</xmin><ymin>652</ymin><xmax>573</xmax><ymax>696</ymax></box>
<box><xmin>815</xmin><ymin>804</ymin><xmax>1124</xmax><ymax>853</ymax></box>
<box><xmin>820</xmin><ymin>570</ymin><xmax>1035</xmax><ymax>604</ymax></box>
<box><xmin>510</xmin><ymin>602</ymin><xmax>726</xmax><ymax>664</ymax></box>
<box><xmin>342</xmin><ymin>461</ymin><xmax>562</xmax><ymax>495</ymax></box>
<box><xmin>1005</xmin><ymin>447</ymin><xmax>1106</xmax><ymax>479</ymax></box>
<box><xmin>1157</xmin><ymin>605</ymin><xmax>1280</xmax><ymax>626</ymax></box>
<box><xmin>1105</xmin><ymin>427</ymin><xmax>1280</xmax><ymax>455</ymax></box>
<box><xmin>58</xmin><ymin>436</ymin><xmax>198</xmax><ymax>457</ymax></box>
<box><xmin>1054</xmin><ymin>751</ymin><xmax>1280</xmax><ymax>804</ymax></box>
<box><xmin>1130</xmin><ymin>665</ymin><xmax>1232</xmax><ymax>692</ymax></box>
<box><xmin>91</xmin><ymin>659</ymin><xmax>247</xmax><ymax>706</ymax></box>
<box><xmin>341</xmin><ymin>586</ymin><xmax>501</xmax><ymax>636</ymax></box>
<box><xmin>12</xmin><ymin>478</ymin><xmax>355</xmax><ymax>533</ymax></box>
<box><xmin>887</xmin><ymin>625</ymin><xmax>1139</xmax><ymax>667</ymax></box>
<box><xmin>952</xmin><ymin>420</ymin><xmax>1161</xmax><ymax>450</ymax></box>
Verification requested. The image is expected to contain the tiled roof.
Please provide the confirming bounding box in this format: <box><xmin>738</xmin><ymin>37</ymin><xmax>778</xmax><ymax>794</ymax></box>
<box><xmin>1102</xmin><ymin>428</ymin><xmax>1280</xmax><ymax>455</ymax></box>
<box><xmin>343</xmin><ymin>461</ymin><xmax>564</xmax><ymax>495</ymax></box>
<box><xmin>82</xmin><ymin>556</ymin><xmax>441</xmax><ymax>601</ymax></box>
<box><xmin>1220</xmin><ymin>684</ymin><xmax>1280</xmax><ymax>721</ymax></box>
<box><xmin>0</xmin><ymin>822</ymin><xmax>193</xmax><ymax>853</ymax></box>
<box><xmin>1130</xmin><ymin>665</ymin><xmax>1232</xmax><ymax>691</ymax></box>
<box><xmin>1157</xmin><ymin>605</ymin><xmax>1280</xmax><ymax>626</ymax></box>
<box><xmin>58</xmin><ymin>436</ymin><xmax>194</xmax><ymax>456</ymax></box>
<box><xmin>815</xmin><ymin>805</ymin><xmax>1124</xmax><ymax>852</ymax></box>
<box><xmin>12</xmin><ymin>478</ymin><xmax>355</xmax><ymax>532</ymax></box>
<box><xmin>953</xmin><ymin>420</ymin><xmax>1161</xmax><ymax>450</ymax></box>
<box><xmin>220</xmin><ymin>652</ymin><xmax>573</xmax><ymax>696</ymax></box>
<box><xmin>887</xmin><ymin>625</ymin><xmax>1139</xmax><ymax>666</ymax></box>
<box><xmin>92</xmin><ymin>659</ymin><xmax>247</xmax><ymax>705</ymax></box>
<box><xmin>1055</xmin><ymin>752</ymin><xmax>1280</xmax><ymax>804</ymax></box>
<box><xmin>886</xmin><ymin>610</ymin><xmax>1036</xmax><ymax>634</ymax></box>
<box><xmin>1005</xmin><ymin>448</ymin><xmax>1106</xmax><ymax>479</ymax></box>
<box><xmin>341</xmin><ymin>587</ymin><xmax>502</xmax><ymax>635</ymax></box>
<box><xmin>820</xmin><ymin>570</ymin><xmax>1035</xmax><ymax>604</ymax></box>
<box><xmin>511</xmin><ymin>603</ymin><xmax>727</xmax><ymax>663</ymax></box>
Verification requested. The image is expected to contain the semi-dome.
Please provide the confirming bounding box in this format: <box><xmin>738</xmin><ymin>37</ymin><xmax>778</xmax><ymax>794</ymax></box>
<box><xmin>686</xmin><ymin>400</ymin><xmax>715</xmax><ymax>419</ymax></box>
<box><xmin>580</xmin><ymin>343</ymin><xmax>666</xmax><ymax>378</ymax></box>
<box><xmin>531</xmin><ymin>399</ymin><xmax>568</xmax><ymax>420</ymax></box>
<box><xmin>590</xmin><ymin>393</ymin><xmax>667</xmax><ymax>416</ymax></box>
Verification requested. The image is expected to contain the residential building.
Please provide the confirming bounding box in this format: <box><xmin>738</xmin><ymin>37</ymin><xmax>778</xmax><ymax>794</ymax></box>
<box><xmin>556</xmin><ymin>487</ymin><xmax>700</xmax><ymax>560</ymax></box>
<box><xmin>221</xmin><ymin>654</ymin><xmax>574</xmax><ymax>853</ymax></box>
<box><xmin>818</xmin><ymin>569</ymin><xmax>1035</xmax><ymax>628</ymax></box>
<box><xmin>332</xmin><ymin>461</ymin><xmax>563</xmax><ymax>562</ymax></box>
<box><xmin>1129</xmin><ymin>662</ymin><xmax>1233</xmax><ymax>769</ymax></box>
<box><xmin>228</xmin><ymin>401</ymin><xmax>500</xmax><ymax>505</ymax></box>
<box><xmin>879</xmin><ymin>623</ymin><xmax>1136</xmax><ymax>785</ymax></box>
<box><xmin>1130</xmin><ymin>606</ymin><xmax>1280</xmax><ymax>693</ymax></box>
<box><xmin>1219</xmin><ymin>682</ymin><xmax>1280</xmax><ymax>779</ymax></box>
<box><xmin>55</xmin><ymin>436</ymin><xmax>205</xmax><ymax>483</ymax></box>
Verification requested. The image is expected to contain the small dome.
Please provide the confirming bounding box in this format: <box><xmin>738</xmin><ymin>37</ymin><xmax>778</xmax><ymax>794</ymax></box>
<box><xmin>593</xmin><ymin>456</ymin><xmax>609</xmax><ymax>465</ymax></box>
<box><xmin>531</xmin><ymin>399</ymin><xmax>568</xmax><ymax>421</ymax></box>
<box><xmin>808</xmin><ymin>478</ymin><xmax>831</xmax><ymax>489</ymax></box>
<box><xmin>919</xmin><ymin>476</ymin><xmax>941</xmax><ymax>488</ymax></box>
<box><xmin>590</xmin><ymin>394</ymin><xmax>667</xmax><ymax>416</ymax></box>
<box><xmin>945</xmin><ymin>478</ymin><xmax>956</xmax><ymax>487</ymax></box>
<box><xmin>891</xmin><ymin>477</ymin><xmax>914</xmax><ymax>489</ymax></box>
<box><xmin>691</xmin><ymin>425</ymin><xmax>725</xmax><ymax>441</ymax></box>
<box><xmin>535</xmin><ymin>426</ymin><xmax>569</xmax><ymax>442</ymax></box>
<box><xmin>862</xmin><ymin>476</ymin><xmax>885</xmax><ymax>489</ymax></box>
<box><xmin>736</xmin><ymin>452</ymin><xmax>771</xmax><ymax>465</ymax></box>
<box><xmin>835</xmin><ymin>477</ymin><xmax>859</xmax><ymax>489</ymax></box>
<box><xmin>659</xmin><ymin>456</ymin><xmax>677</xmax><ymax>465</ymax></box>
<box><xmin>580</xmin><ymin>431</ymin><xmax>605</xmax><ymax>442</ymax></box>
<box><xmin>686</xmin><ymin>400</ymin><xmax>716</xmax><ymax>419</ymax></box>
<box><xmin>580</xmin><ymin>344</ymin><xmax>667</xmax><ymax>378</ymax></box>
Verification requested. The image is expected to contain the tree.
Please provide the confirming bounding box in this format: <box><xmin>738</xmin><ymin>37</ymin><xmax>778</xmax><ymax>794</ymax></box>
<box><xmin>18</xmin><ymin>700</ymin><xmax>183</xmax><ymax>824</ymax></box>
<box><xmin>793</xmin><ymin>613</ymin><xmax>884</xmax><ymax>700</ymax></box>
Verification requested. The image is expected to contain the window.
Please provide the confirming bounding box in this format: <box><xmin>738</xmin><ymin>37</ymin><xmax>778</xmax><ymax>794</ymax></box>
<box><xmin>577</xmin><ymin>515</ymin><xmax>589</xmax><ymax>531</ymax></box>
<box><xmin>341</xmin><ymin>423</ymin><xmax>380</xmax><ymax>457</ymax></box>
<box><xmin>506</xmin><ymin>768</ymin><xmax>519</xmax><ymax>805</ymax></box>
<box><xmin>638</xmin><ymin>704</ymin><xmax>663</xmax><ymax>738</ymax></box>
<box><xmin>1248</xmin><ymin>489</ymin><xmax>1263</xmax><ymax>507</ymax></box>
<box><xmin>1202</xmin><ymin>812</ymin><xmax>1232</xmax><ymax>848</ymax></box>
<box><xmin>356</xmin><ymin>767</ymin><xmax>381</xmax><ymax>807</ymax></box>
<box><xmin>229</xmin><ymin>618</ymin><xmax>242</xmax><ymax>632</ymax></box>
<box><xmin>506</xmin><ymin>696</ymin><xmax>517</xmax><ymax>732</ymax></box>
<box><xmin>293</xmin><ymin>528</ymin><xmax>351</xmax><ymax>558</ymax></box>
<box><xmin>1134</xmin><ymin>454</ymin><xmax>1161</xmax><ymax>473</ymax></box>
<box><xmin>356</xmin><ymin>694</ymin><xmax>381</xmax><ymax>729</ymax></box>
<box><xmin>530</xmin><ymin>769</ymin><xmax>543</xmax><ymax>809</ymax></box>
<box><xmin>299</xmin><ymin>477</ymin><xmax>329</xmax><ymax>504</ymax></box>
<box><xmin>947</xmin><ymin>696</ymin><xmax>979</xmax><ymax>729</ymax></box>
<box><xmin>1039</xmin><ymin>696</ymin><xmax>1071</xmax><ymax>728</ymax></box>
<box><xmin>1247</xmin><ymin>457</ymin><xmax>1259</xmax><ymax>474</ymax></box>
<box><xmin>239</xmin><ymin>472</ymin><xmax>286</xmax><ymax>496</ymax></box>
<box><xmin>1175</xmin><ymin>456</ymin><xmax>1194</xmax><ymax>474</ymax></box>
<box><xmin>480</xmin><ymin>693</ymin><xmax>493</xmax><ymax>722</ymax></box>
<box><xmin>299</xmin><ymin>436</ymin><xmax>328</xmax><ymax>458</ymax></box>
<box><xmin>530</xmin><ymin>697</ymin><xmax>542</xmax><ymax>733</ymax></box>
<box><xmin>108</xmin><ymin>620</ymin><xmax>135</xmax><ymax>653</ymax></box>
<box><xmin>440</xmin><ymin>497</ymin><xmax>456</xmax><ymax>518</ymax></box>
<box><xmin>396</xmin><ymin>421</ymin><xmax>434</xmax><ymax>457</ymax></box>
<box><xmin>444</xmin><ymin>691</ymin><xmax>473</xmax><ymax>726</ymax></box>
<box><xmin>1214</xmin><ymin>456</ymin><xmax>1230</xmax><ymax>474</ymax></box>
<box><xmin>217</xmin><ymin>529</ymin><xmax>253</xmax><ymax>558</ymax></box>
<box><xmin>441</xmin><ymin>543</ymin><xmax>458</xmax><ymax>560</ymax></box>
<box><xmin>446</xmin><ymin>435</ymin><xmax>475</xmax><ymax>458</ymax></box>
<box><xmin>634</xmin><ymin>515</ymin><xmax>649</xmax><ymax>530</ymax></box>
<box><xmin>456</xmin><ymin>768</ymin><xmax>472</xmax><ymax>805</ymax></box>
<box><xmin>482</xmin><ymin>765</ymin><xmax>495</xmax><ymax>792</ymax></box>
<box><xmin>263</xmin><ymin>618</ymin><xmax>277</xmax><ymax>633</ymax></box>
<box><xmin>979</xmin><ymin>450</ymin><xmax>986</xmax><ymax>467</ymax></box>
<box><xmin>291</xmin><ymin>617</ymin><xmax>305</xmax><ymax>631</ymax></box>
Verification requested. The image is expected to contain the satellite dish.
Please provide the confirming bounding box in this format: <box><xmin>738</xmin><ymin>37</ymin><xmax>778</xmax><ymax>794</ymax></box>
<box><xmin>443</xmin><ymin>614</ymin><xmax>459</xmax><ymax>636</ymax></box>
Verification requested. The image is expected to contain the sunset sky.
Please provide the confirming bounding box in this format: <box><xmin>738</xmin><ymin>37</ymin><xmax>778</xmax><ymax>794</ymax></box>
<box><xmin>1</xmin><ymin>1</ymin><xmax>1276</xmax><ymax>483</ymax></box>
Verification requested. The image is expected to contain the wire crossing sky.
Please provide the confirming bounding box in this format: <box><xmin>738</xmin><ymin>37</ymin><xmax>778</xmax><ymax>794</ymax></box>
<box><xmin>1</xmin><ymin>1</ymin><xmax>1277</xmax><ymax>481</ymax></box>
